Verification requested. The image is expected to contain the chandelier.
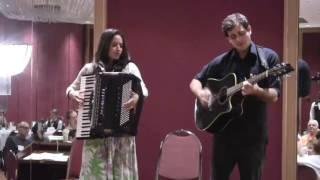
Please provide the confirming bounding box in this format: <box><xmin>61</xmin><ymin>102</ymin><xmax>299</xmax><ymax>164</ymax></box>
<box><xmin>0</xmin><ymin>0</ymin><xmax>94</xmax><ymax>24</ymax></box>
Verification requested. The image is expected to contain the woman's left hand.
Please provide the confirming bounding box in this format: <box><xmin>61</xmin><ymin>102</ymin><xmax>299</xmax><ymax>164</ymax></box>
<box><xmin>123</xmin><ymin>91</ymin><xmax>139</xmax><ymax>110</ymax></box>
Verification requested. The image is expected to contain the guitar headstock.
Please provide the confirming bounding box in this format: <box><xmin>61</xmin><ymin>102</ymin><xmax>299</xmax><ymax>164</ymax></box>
<box><xmin>269</xmin><ymin>63</ymin><xmax>294</xmax><ymax>77</ymax></box>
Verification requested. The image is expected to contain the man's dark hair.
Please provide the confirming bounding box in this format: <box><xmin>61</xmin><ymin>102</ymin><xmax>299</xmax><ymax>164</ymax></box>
<box><xmin>298</xmin><ymin>59</ymin><xmax>311</xmax><ymax>98</ymax></box>
<box><xmin>222</xmin><ymin>13</ymin><xmax>250</xmax><ymax>37</ymax></box>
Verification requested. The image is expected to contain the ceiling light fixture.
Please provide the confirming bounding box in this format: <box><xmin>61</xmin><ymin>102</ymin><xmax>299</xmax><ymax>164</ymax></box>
<box><xmin>0</xmin><ymin>0</ymin><xmax>94</xmax><ymax>24</ymax></box>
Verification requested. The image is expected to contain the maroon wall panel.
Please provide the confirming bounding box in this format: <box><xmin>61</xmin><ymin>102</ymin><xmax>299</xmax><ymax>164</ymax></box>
<box><xmin>0</xmin><ymin>15</ymin><xmax>33</xmax><ymax>121</ymax></box>
<box><xmin>0</xmin><ymin>14</ymin><xmax>85</xmax><ymax>124</ymax></box>
<box><xmin>301</xmin><ymin>33</ymin><xmax>320</xmax><ymax>131</ymax></box>
<box><xmin>108</xmin><ymin>0</ymin><xmax>284</xmax><ymax>179</ymax></box>
<box><xmin>31</xmin><ymin>23</ymin><xmax>84</xmax><ymax>120</ymax></box>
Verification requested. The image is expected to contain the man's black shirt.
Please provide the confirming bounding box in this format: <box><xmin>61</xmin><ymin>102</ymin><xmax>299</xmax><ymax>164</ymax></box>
<box><xmin>195</xmin><ymin>43</ymin><xmax>280</xmax><ymax>145</ymax></box>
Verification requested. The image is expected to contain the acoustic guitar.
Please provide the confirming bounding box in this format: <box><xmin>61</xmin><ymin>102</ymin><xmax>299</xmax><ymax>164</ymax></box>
<box><xmin>194</xmin><ymin>63</ymin><xmax>294</xmax><ymax>133</ymax></box>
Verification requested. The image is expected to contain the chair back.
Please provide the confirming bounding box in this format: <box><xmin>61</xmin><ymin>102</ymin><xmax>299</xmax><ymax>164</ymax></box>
<box><xmin>66</xmin><ymin>139</ymin><xmax>83</xmax><ymax>179</ymax></box>
<box><xmin>155</xmin><ymin>129</ymin><xmax>202</xmax><ymax>180</ymax></box>
<box><xmin>297</xmin><ymin>164</ymin><xmax>317</xmax><ymax>180</ymax></box>
<box><xmin>4</xmin><ymin>150</ymin><xmax>18</xmax><ymax>180</ymax></box>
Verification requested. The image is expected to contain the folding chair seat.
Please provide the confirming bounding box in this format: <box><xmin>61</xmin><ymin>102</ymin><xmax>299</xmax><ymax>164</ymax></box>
<box><xmin>155</xmin><ymin>129</ymin><xmax>202</xmax><ymax>180</ymax></box>
<box><xmin>297</xmin><ymin>164</ymin><xmax>317</xmax><ymax>180</ymax></box>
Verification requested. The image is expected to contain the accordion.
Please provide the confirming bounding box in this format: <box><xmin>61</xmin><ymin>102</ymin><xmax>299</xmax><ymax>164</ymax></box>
<box><xmin>76</xmin><ymin>72</ymin><xmax>144</xmax><ymax>139</ymax></box>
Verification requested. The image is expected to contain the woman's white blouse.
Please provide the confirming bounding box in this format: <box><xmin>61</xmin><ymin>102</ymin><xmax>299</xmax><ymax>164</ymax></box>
<box><xmin>66</xmin><ymin>62</ymin><xmax>148</xmax><ymax>97</ymax></box>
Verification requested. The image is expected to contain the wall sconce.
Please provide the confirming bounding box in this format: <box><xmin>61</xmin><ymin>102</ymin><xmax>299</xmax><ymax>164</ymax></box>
<box><xmin>0</xmin><ymin>44</ymin><xmax>32</xmax><ymax>77</ymax></box>
<box><xmin>0</xmin><ymin>44</ymin><xmax>32</xmax><ymax>95</ymax></box>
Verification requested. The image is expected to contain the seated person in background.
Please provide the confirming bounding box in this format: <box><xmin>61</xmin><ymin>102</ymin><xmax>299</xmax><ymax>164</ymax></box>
<box><xmin>31</xmin><ymin>119</ymin><xmax>46</xmax><ymax>141</ymax></box>
<box><xmin>298</xmin><ymin>59</ymin><xmax>311</xmax><ymax>99</ymax></box>
<box><xmin>62</xmin><ymin>110</ymin><xmax>77</xmax><ymax>141</ymax></box>
<box><xmin>0</xmin><ymin>111</ymin><xmax>8</xmax><ymax>128</ymax></box>
<box><xmin>46</xmin><ymin>108</ymin><xmax>64</xmax><ymax>131</ymax></box>
<box><xmin>298</xmin><ymin>119</ymin><xmax>320</xmax><ymax>155</ymax></box>
<box><xmin>310</xmin><ymin>97</ymin><xmax>320</xmax><ymax>125</ymax></box>
<box><xmin>3</xmin><ymin>121</ymin><xmax>32</xmax><ymax>154</ymax></box>
<box><xmin>298</xmin><ymin>139</ymin><xmax>320</xmax><ymax>178</ymax></box>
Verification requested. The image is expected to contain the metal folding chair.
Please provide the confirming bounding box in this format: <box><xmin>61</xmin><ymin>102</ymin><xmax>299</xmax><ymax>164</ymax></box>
<box><xmin>297</xmin><ymin>164</ymin><xmax>318</xmax><ymax>180</ymax></box>
<box><xmin>155</xmin><ymin>129</ymin><xmax>202</xmax><ymax>180</ymax></box>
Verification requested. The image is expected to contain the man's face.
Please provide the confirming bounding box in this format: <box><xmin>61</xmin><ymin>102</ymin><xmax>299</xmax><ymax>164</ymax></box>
<box><xmin>226</xmin><ymin>24</ymin><xmax>252</xmax><ymax>53</ymax></box>
<box><xmin>18</xmin><ymin>124</ymin><xmax>30</xmax><ymax>138</ymax></box>
<box><xmin>308</xmin><ymin>120</ymin><xmax>319</xmax><ymax>133</ymax></box>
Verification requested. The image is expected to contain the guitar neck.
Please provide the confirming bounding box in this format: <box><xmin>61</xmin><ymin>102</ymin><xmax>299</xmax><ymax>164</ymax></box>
<box><xmin>227</xmin><ymin>71</ymin><xmax>270</xmax><ymax>96</ymax></box>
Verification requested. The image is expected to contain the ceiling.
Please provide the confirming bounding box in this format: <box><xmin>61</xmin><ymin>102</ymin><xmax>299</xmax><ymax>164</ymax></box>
<box><xmin>0</xmin><ymin>0</ymin><xmax>316</xmax><ymax>26</ymax></box>
<box><xmin>300</xmin><ymin>0</ymin><xmax>320</xmax><ymax>28</ymax></box>
<box><xmin>0</xmin><ymin>0</ymin><xmax>94</xmax><ymax>24</ymax></box>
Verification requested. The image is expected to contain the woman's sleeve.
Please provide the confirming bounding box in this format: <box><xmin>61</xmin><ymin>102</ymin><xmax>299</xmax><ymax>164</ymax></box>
<box><xmin>66</xmin><ymin>64</ymin><xmax>91</xmax><ymax>96</ymax></box>
<box><xmin>128</xmin><ymin>63</ymin><xmax>149</xmax><ymax>97</ymax></box>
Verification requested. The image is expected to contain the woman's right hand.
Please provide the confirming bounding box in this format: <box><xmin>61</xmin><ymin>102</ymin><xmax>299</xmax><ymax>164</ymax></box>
<box><xmin>69</xmin><ymin>90</ymin><xmax>84</xmax><ymax>104</ymax></box>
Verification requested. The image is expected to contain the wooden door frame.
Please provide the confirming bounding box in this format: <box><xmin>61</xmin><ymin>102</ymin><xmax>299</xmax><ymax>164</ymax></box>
<box><xmin>282</xmin><ymin>0</ymin><xmax>299</xmax><ymax>179</ymax></box>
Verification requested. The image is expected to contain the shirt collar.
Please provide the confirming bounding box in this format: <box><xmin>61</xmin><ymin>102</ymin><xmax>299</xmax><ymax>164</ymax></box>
<box><xmin>97</xmin><ymin>61</ymin><xmax>106</xmax><ymax>72</ymax></box>
<box><xmin>230</xmin><ymin>42</ymin><xmax>258</xmax><ymax>61</ymax></box>
<box><xmin>249</xmin><ymin>42</ymin><xmax>257</xmax><ymax>54</ymax></box>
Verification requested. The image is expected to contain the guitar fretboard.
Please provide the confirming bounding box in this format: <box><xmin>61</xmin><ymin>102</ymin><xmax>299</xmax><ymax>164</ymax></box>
<box><xmin>227</xmin><ymin>70</ymin><xmax>269</xmax><ymax>96</ymax></box>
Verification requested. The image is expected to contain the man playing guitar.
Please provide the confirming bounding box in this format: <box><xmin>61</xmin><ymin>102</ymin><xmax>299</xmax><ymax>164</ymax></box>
<box><xmin>189</xmin><ymin>13</ymin><xmax>281</xmax><ymax>180</ymax></box>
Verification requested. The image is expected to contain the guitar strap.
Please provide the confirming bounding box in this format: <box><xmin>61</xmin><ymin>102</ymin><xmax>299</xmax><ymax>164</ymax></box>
<box><xmin>257</xmin><ymin>46</ymin><xmax>269</xmax><ymax>70</ymax></box>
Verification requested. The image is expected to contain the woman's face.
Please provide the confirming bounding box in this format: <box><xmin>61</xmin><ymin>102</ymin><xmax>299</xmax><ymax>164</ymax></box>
<box><xmin>108</xmin><ymin>34</ymin><xmax>123</xmax><ymax>60</ymax></box>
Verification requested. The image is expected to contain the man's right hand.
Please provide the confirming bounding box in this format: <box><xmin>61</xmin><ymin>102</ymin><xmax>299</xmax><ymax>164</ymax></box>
<box><xmin>197</xmin><ymin>88</ymin><xmax>212</xmax><ymax>108</ymax></box>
